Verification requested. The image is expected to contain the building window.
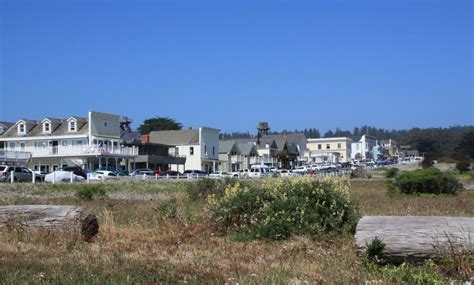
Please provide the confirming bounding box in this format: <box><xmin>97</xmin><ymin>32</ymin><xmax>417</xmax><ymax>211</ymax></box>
<box><xmin>18</xmin><ymin>123</ymin><xmax>25</xmax><ymax>134</ymax></box>
<box><xmin>190</xmin><ymin>146</ymin><xmax>194</xmax><ymax>155</ymax></box>
<box><xmin>19</xmin><ymin>142</ymin><xmax>26</xmax><ymax>150</ymax></box>
<box><xmin>9</xmin><ymin>142</ymin><xmax>16</xmax><ymax>150</ymax></box>
<box><xmin>204</xmin><ymin>145</ymin><xmax>207</xmax><ymax>155</ymax></box>
<box><xmin>213</xmin><ymin>146</ymin><xmax>215</xmax><ymax>156</ymax></box>
<box><xmin>337</xmin><ymin>143</ymin><xmax>341</xmax><ymax>149</ymax></box>
<box><xmin>69</xmin><ymin>121</ymin><xmax>76</xmax><ymax>132</ymax></box>
<box><xmin>104</xmin><ymin>121</ymin><xmax>108</xmax><ymax>127</ymax></box>
<box><xmin>44</xmin><ymin>123</ymin><xmax>50</xmax><ymax>133</ymax></box>
<box><xmin>318</xmin><ymin>144</ymin><xmax>322</xmax><ymax>150</ymax></box>
<box><xmin>326</xmin><ymin>144</ymin><xmax>330</xmax><ymax>149</ymax></box>
<box><xmin>62</xmin><ymin>140</ymin><xmax>68</xmax><ymax>147</ymax></box>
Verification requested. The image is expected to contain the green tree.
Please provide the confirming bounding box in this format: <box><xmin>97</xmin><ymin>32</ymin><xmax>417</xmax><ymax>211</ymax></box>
<box><xmin>137</xmin><ymin>117</ymin><xmax>183</xmax><ymax>135</ymax></box>
<box><xmin>454</xmin><ymin>131</ymin><xmax>474</xmax><ymax>159</ymax></box>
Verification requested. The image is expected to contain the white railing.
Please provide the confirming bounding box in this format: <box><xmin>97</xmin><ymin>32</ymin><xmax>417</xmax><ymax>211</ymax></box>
<box><xmin>249</xmin><ymin>157</ymin><xmax>277</xmax><ymax>165</ymax></box>
<box><xmin>230</xmin><ymin>155</ymin><xmax>244</xmax><ymax>163</ymax></box>
<box><xmin>0</xmin><ymin>149</ymin><xmax>32</xmax><ymax>162</ymax></box>
<box><xmin>12</xmin><ymin>145</ymin><xmax>138</xmax><ymax>158</ymax></box>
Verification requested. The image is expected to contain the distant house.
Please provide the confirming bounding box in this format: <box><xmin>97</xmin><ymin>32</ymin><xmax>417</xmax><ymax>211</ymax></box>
<box><xmin>306</xmin><ymin>137</ymin><xmax>352</xmax><ymax>163</ymax></box>
<box><xmin>0</xmin><ymin>111</ymin><xmax>138</xmax><ymax>173</ymax></box>
<box><xmin>380</xmin><ymin>139</ymin><xmax>399</xmax><ymax>157</ymax></box>
<box><xmin>149</xmin><ymin>127</ymin><xmax>220</xmax><ymax>173</ymax></box>
<box><xmin>0</xmin><ymin>122</ymin><xmax>14</xmax><ymax>149</ymax></box>
<box><xmin>351</xmin><ymin>134</ymin><xmax>378</xmax><ymax>160</ymax></box>
<box><xmin>398</xmin><ymin>145</ymin><xmax>420</xmax><ymax>159</ymax></box>
<box><xmin>218</xmin><ymin>140</ymin><xmax>259</xmax><ymax>172</ymax></box>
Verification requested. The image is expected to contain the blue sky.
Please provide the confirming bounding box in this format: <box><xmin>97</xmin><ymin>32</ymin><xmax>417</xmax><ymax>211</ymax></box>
<box><xmin>1</xmin><ymin>0</ymin><xmax>472</xmax><ymax>133</ymax></box>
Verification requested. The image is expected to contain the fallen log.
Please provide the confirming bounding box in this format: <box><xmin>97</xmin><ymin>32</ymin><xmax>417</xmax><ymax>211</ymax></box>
<box><xmin>0</xmin><ymin>205</ymin><xmax>99</xmax><ymax>240</ymax></box>
<box><xmin>355</xmin><ymin>216</ymin><xmax>474</xmax><ymax>264</ymax></box>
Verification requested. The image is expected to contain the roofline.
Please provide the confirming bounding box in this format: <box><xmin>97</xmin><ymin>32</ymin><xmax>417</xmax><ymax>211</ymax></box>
<box><xmin>308</xmin><ymin>137</ymin><xmax>352</xmax><ymax>142</ymax></box>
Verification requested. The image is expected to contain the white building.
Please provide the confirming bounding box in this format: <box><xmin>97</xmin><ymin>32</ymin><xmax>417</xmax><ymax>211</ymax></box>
<box><xmin>149</xmin><ymin>127</ymin><xmax>220</xmax><ymax>173</ymax></box>
<box><xmin>0</xmin><ymin>111</ymin><xmax>138</xmax><ymax>172</ymax></box>
<box><xmin>306</xmin><ymin>137</ymin><xmax>352</xmax><ymax>163</ymax></box>
<box><xmin>351</xmin><ymin>134</ymin><xmax>378</xmax><ymax>160</ymax></box>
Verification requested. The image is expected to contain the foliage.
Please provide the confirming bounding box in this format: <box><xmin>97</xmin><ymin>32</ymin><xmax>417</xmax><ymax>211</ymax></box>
<box><xmin>421</xmin><ymin>156</ymin><xmax>434</xmax><ymax>169</ymax></box>
<box><xmin>137</xmin><ymin>116</ymin><xmax>182</xmax><ymax>135</ymax></box>
<box><xmin>385</xmin><ymin>168</ymin><xmax>399</xmax><ymax>178</ymax></box>
<box><xmin>350</xmin><ymin>167</ymin><xmax>368</xmax><ymax>179</ymax></box>
<box><xmin>455</xmin><ymin>160</ymin><xmax>471</xmax><ymax>174</ymax></box>
<box><xmin>394</xmin><ymin>168</ymin><xmax>463</xmax><ymax>195</ymax></box>
<box><xmin>186</xmin><ymin>178</ymin><xmax>239</xmax><ymax>201</ymax></box>
<box><xmin>453</xmin><ymin>131</ymin><xmax>474</xmax><ymax>160</ymax></box>
<box><xmin>354</xmin><ymin>153</ymin><xmax>363</xmax><ymax>160</ymax></box>
<box><xmin>75</xmin><ymin>184</ymin><xmax>106</xmax><ymax>200</ymax></box>
<box><xmin>363</xmin><ymin>260</ymin><xmax>444</xmax><ymax>284</ymax></box>
<box><xmin>365</xmin><ymin>237</ymin><xmax>386</xmax><ymax>264</ymax></box>
<box><xmin>207</xmin><ymin>177</ymin><xmax>360</xmax><ymax>240</ymax></box>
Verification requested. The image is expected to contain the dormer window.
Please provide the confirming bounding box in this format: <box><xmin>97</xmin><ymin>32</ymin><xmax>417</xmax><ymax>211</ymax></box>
<box><xmin>43</xmin><ymin>122</ymin><xmax>51</xmax><ymax>133</ymax></box>
<box><xmin>18</xmin><ymin>123</ymin><xmax>25</xmax><ymax>135</ymax></box>
<box><xmin>69</xmin><ymin>121</ymin><xmax>76</xmax><ymax>132</ymax></box>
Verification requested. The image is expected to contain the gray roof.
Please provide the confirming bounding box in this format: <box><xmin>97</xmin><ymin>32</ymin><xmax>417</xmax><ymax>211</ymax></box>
<box><xmin>219</xmin><ymin>140</ymin><xmax>237</xmax><ymax>153</ymax></box>
<box><xmin>237</xmin><ymin>142</ymin><xmax>257</xmax><ymax>156</ymax></box>
<box><xmin>0</xmin><ymin>121</ymin><xmax>14</xmax><ymax>128</ymax></box>
<box><xmin>149</xmin><ymin>129</ymin><xmax>200</xmax><ymax>146</ymax></box>
<box><xmin>0</xmin><ymin>119</ymin><xmax>88</xmax><ymax>138</ymax></box>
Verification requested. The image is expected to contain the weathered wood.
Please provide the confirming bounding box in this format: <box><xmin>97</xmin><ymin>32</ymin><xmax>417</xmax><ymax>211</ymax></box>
<box><xmin>355</xmin><ymin>216</ymin><xmax>474</xmax><ymax>264</ymax></box>
<box><xmin>0</xmin><ymin>205</ymin><xmax>99</xmax><ymax>240</ymax></box>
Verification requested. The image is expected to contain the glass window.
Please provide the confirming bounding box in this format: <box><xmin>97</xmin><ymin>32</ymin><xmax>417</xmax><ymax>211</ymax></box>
<box><xmin>18</xmin><ymin>124</ymin><xmax>25</xmax><ymax>133</ymax></box>
<box><xmin>69</xmin><ymin>121</ymin><xmax>76</xmax><ymax>131</ymax></box>
<box><xmin>213</xmin><ymin>146</ymin><xmax>215</xmax><ymax>156</ymax></box>
<box><xmin>318</xmin><ymin>144</ymin><xmax>322</xmax><ymax>150</ymax></box>
<box><xmin>19</xmin><ymin>142</ymin><xmax>26</xmax><ymax>150</ymax></box>
<box><xmin>190</xmin><ymin>147</ymin><xmax>194</xmax><ymax>155</ymax></box>
<box><xmin>103</xmin><ymin>121</ymin><xmax>108</xmax><ymax>127</ymax></box>
<box><xmin>337</xmin><ymin>143</ymin><xmax>342</xmax><ymax>149</ymax></box>
<box><xmin>326</xmin><ymin>144</ymin><xmax>330</xmax><ymax>149</ymax></box>
<box><xmin>9</xmin><ymin>142</ymin><xmax>16</xmax><ymax>150</ymax></box>
<box><xmin>62</xmin><ymin>140</ymin><xmax>68</xmax><ymax>146</ymax></box>
<box><xmin>44</xmin><ymin>123</ymin><xmax>50</xmax><ymax>132</ymax></box>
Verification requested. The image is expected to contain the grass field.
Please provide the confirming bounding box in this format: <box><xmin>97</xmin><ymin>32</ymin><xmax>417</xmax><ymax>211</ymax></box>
<box><xmin>0</xmin><ymin>178</ymin><xmax>472</xmax><ymax>284</ymax></box>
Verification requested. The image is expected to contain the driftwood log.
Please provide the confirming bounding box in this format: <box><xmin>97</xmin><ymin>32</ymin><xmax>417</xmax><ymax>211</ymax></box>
<box><xmin>0</xmin><ymin>205</ymin><xmax>99</xmax><ymax>240</ymax></box>
<box><xmin>355</xmin><ymin>216</ymin><xmax>474</xmax><ymax>264</ymax></box>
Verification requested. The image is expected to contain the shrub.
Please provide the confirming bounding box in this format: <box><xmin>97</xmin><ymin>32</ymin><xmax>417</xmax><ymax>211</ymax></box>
<box><xmin>207</xmin><ymin>177</ymin><xmax>360</xmax><ymax>240</ymax></box>
<box><xmin>75</xmin><ymin>184</ymin><xmax>106</xmax><ymax>200</ymax></box>
<box><xmin>421</xmin><ymin>156</ymin><xmax>434</xmax><ymax>169</ymax></box>
<box><xmin>365</xmin><ymin>237</ymin><xmax>386</xmax><ymax>264</ymax></box>
<box><xmin>455</xmin><ymin>160</ymin><xmax>471</xmax><ymax>174</ymax></box>
<box><xmin>187</xmin><ymin>178</ymin><xmax>239</xmax><ymax>200</ymax></box>
<box><xmin>394</xmin><ymin>168</ymin><xmax>463</xmax><ymax>195</ymax></box>
<box><xmin>385</xmin><ymin>168</ymin><xmax>399</xmax><ymax>179</ymax></box>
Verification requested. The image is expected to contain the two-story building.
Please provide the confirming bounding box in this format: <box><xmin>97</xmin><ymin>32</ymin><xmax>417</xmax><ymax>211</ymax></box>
<box><xmin>351</xmin><ymin>134</ymin><xmax>378</xmax><ymax>160</ymax></box>
<box><xmin>306</xmin><ymin>137</ymin><xmax>352</xmax><ymax>163</ymax></box>
<box><xmin>149</xmin><ymin>127</ymin><xmax>220</xmax><ymax>173</ymax></box>
<box><xmin>380</xmin><ymin>139</ymin><xmax>399</xmax><ymax>158</ymax></box>
<box><xmin>218</xmin><ymin>140</ymin><xmax>259</xmax><ymax>172</ymax></box>
<box><xmin>0</xmin><ymin>111</ymin><xmax>138</xmax><ymax>173</ymax></box>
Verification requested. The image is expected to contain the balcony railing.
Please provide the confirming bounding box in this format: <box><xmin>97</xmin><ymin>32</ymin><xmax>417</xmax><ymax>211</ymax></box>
<box><xmin>0</xmin><ymin>149</ymin><xmax>32</xmax><ymax>162</ymax></box>
<box><xmin>230</xmin><ymin>155</ymin><xmax>244</xmax><ymax>163</ymax></box>
<box><xmin>249</xmin><ymin>156</ymin><xmax>277</xmax><ymax>165</ymax></box>
<box><xmin>6</xmin><ymin>145</ymin><xmax>139</xmax><ymax>158</ymax></box>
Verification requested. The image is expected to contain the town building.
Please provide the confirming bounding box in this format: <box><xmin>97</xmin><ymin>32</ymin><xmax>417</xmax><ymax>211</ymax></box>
<box><xmin>0</xmin><ymin>111</ymin><xmax>138</xmax><ymax>172</ymax></box>
<box><xmin>380</xmin><ymin>139</ymin><xmax>399</xmax><ymax>157</ymax></box>
<box><xmin>351</xmin><ymin>134</ymin><xmax>378</xmax><ymax>160</ymax></box>
<box><xmin>218</xmin><ymin>140</ymin><xmax>259</xmax><ymax>172</ymax></box>
<box><xmin>148</xmin><ymin>127</ymin><xmax>220</xmax><ymax>173</ymax></box>
<box><xmin>306</xmin><ymin>137</ymin><xmax>352</xmax><ymax>163</ymax></box>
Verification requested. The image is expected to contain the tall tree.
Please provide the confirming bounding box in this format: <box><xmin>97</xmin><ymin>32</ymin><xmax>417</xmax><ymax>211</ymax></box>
<box><xmin>137</xmin><ymin>117</ymin><xmax>183</xmax><ymax>135</ymax></box>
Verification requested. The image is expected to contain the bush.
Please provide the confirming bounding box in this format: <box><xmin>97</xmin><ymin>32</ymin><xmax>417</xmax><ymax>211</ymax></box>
<box><xmin>455</xmin><ymin>160</ymin><xmax>471</xmax><ymax>174</ymax></box>
<box><xmin>394</xmin><ymin>168</ymin><xmax>463</xmax><ymax>195</ymax></box>
<box><xmin>75</xmin><ymin>185</ymin><xmax>106</xmax><ymax>200</ymax></box>
<box><xmin>385</xmin><ymin>168</ymin><xmax>399</xmax><ymax>179</ymax></box>
<box><xmin>207</xmin><ymin>177</ymin><xmax>360</xmax><ymax>240</ymax></box>
<box><xmin>421</xmin><ymin>156</ymin><xmax>434</xmax><ymax>169</ymax></box>
<box><xmin>187</xmin><ymin>178</ymin><xmax>239</xmax><ymax>200</ymax></box>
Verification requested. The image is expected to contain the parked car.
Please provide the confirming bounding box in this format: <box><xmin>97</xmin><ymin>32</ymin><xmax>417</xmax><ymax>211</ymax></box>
<box><xmin>292</xmin><ymin>166</ymin><xmax>309</xmax><ymax>174</ymax></box>
<box><xmin>160</xmin><ymin>170</ymin><xmax>183</xmax><ymax>178</ymax></box>
<box><xmin>237</xmin><ymin>168</ymin><xmax>250</xmax><ymax>178</ymax></box>
<box><xmin>130</xmin><ymin>169</ymin><xmax>155</xmax><ymax>177</ymax></box>
<box><xmin>248</xmin><ymin>165</ymin><xmax>270</xmax><ymax>178</ymax></box>
<box><xmin>61</xmin><ymin>166</ymin><xmax>87</xmax><ymax>179</ymax></box>
<box><xmin>90</xmin><ymin>170</ymin><xmax>118</xmax><ymax>181</ymax></box>
<box><xmin>44</xmin><ymin>171</ymin><xmax>85</xmax><ymax>183</ymax></box>
<box><xmin>209</xmin><ymin>171</ymin><xmax>233</xmax><ymax>179</ymax></box>
<box><xmin>183</xmin><ymin>170</ymin><xmax>208</xmax><ymax>179</ymax></box>
<box><xmin>114</xmin><ymin>169</ymin><xmax>129</xmax><ymax>176</ymax></box>
<box><xmin>0</xmin><ymin>166</ymin><xmax>40</xmax><ymax>182</ymax></box>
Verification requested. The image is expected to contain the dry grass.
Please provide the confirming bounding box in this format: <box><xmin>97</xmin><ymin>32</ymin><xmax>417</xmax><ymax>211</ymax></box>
<box><xmin>0</xmin><ymin>179</ymin><xmax>472</xmax><ymax>284</ymax></box>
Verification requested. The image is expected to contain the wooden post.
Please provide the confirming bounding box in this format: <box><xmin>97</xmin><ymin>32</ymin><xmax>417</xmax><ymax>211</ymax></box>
<box><xmin>355</xmin><ymin>216</ymin><xmax>474</xmax><ymax>264</ymax></box>
<box><xmin>10</xmin><ymin>170</ymin><xmax>14</xmax><ymax>183</ymax></box>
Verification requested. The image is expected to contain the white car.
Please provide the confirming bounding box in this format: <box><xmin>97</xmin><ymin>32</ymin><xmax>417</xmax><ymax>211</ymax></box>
<box><xmin>44</xmin><ymin>171</ymin><xmax>85</xmax><ymax>183</ymax></box>
<box><xmin>209</xmin><ymin>171</ymin><xmax>233</xmax><ymax>179</ymax></box>
<box><xmin>90</xmin><ymin>170</ymin><xmax>118</xmax><ymax>181</ymax></box>
<box><xmin>278</xmin><ymin>169</ymin><xmax>300</xmax><ymax>177</ymax></box>
<box><xmin>237</xmin><ymin>169</ymin><xmax>250</xmax><ymax>178</ymax></box>
<box><xmin>248</xmin><ymin>165</ymin><xmax>270</xmax><ymax>178</ymax></box>
<box><xmin>292</xmin><ymin>166</ymin><xmax>309</xmax><ymax>174</ymax></box>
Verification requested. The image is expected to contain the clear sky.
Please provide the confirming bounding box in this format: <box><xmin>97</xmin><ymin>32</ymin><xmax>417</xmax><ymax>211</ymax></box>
<box><xmin>1</xmin><ymin>0</ymin><xmax>472</xmax><ymax>133</ymax></box>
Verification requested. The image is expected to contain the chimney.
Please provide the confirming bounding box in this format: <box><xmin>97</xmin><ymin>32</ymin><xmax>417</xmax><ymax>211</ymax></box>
<box><xmin>141</xmin><ymin>134</ymin><xmax>150</xmax><ymax>144</ymax></box>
